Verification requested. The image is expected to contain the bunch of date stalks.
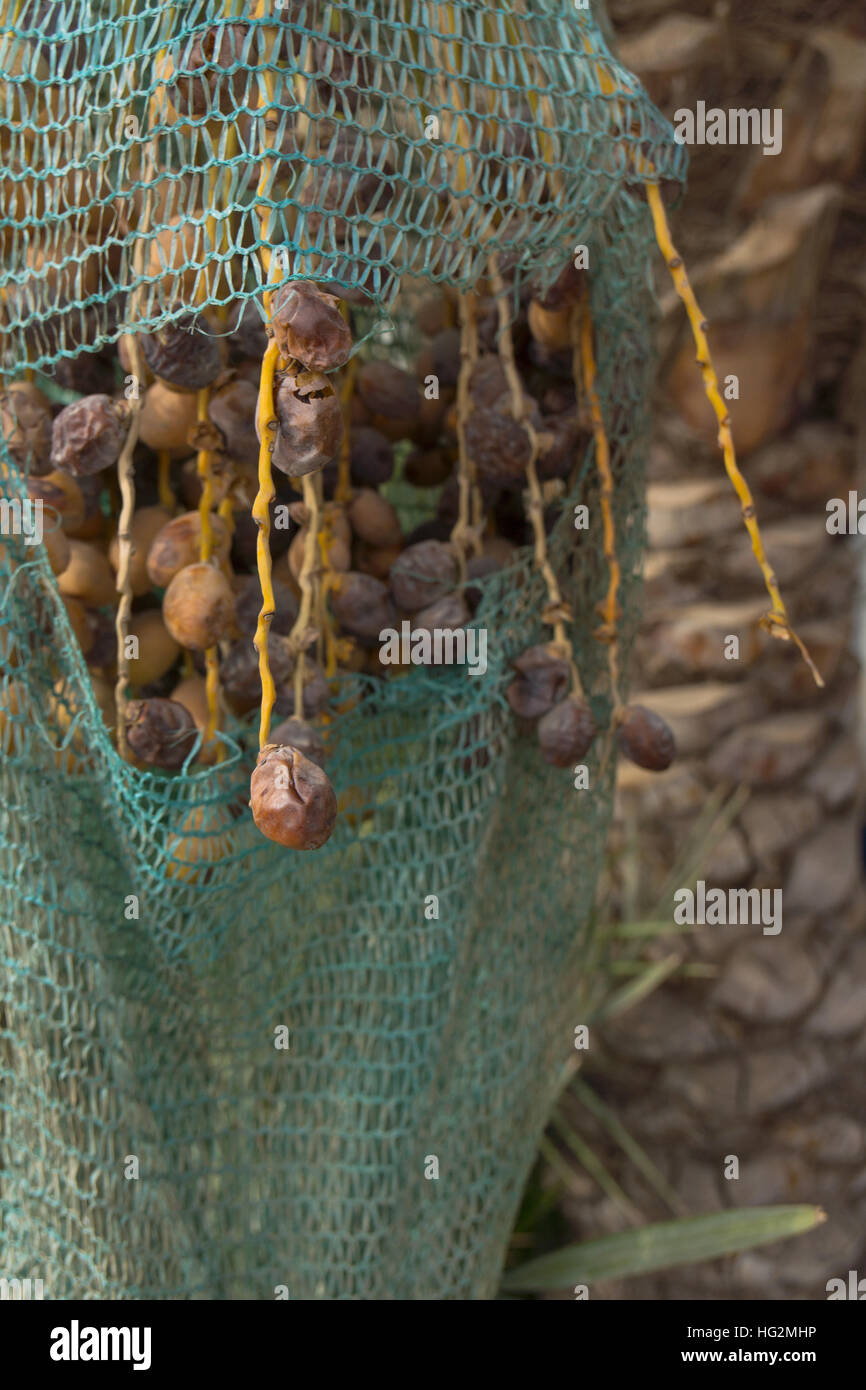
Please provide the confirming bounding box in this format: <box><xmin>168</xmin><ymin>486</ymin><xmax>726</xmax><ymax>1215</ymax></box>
<box><xmin>1</xmin><ymin>201</ymin><xmax>821</xmax><ymax>853</ymax></box>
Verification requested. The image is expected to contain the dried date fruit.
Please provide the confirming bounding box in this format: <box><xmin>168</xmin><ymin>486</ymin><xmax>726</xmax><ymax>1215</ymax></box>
<box><xmin>231</xmin><ymin>505</ymin><xmax>293</xmax><ymax>570</ymax></box>
<box><xmin>354</xmin><ymin>540</ymin><xmax>403</xmax><ymax>582</ymax></box>
<box><xmin>221</xmin><ymin>634</ymin><xmax>294</xmax><ymax>709</ymax></box>
<box><xmin>350</xmin><ymin>425</ymin><xmax>394</xmax><ymax>486</ymax></box>
<box><xmin>126</xmin><ymin>610</ymin><xmax>182</xmax><ymax>686</ymax></box>
<box><xmin>528</xmin><ymin>339</ymin><xmax>573</xmax><ymax>380</ymax></box>
<box><xmin>54</xmin><ymin>342</ymin><xmax>116</xmax><ymax>398</ymax></box>
<box><xmin>57</xmin><ymin>540</ymin><xmax>116</xmax><ymax>607</ymax></box>
<box><xmin>250</xmin><ymin>743</ymin><xmax>337</xmax><ymax>850</ymax></box>
<box><xmin>108</xmin><ymin>504</ymin><xmax>173</xmax><ymax>597</ymax></box>
<box><xmin>469</xmin><ymin>355</ymin><xmax>510</xmax><ymax>409</ymax></box>
<box><xmin>269</xmin><ymin>369</ymin><xmax>344</xmax><ymax>478</ymax></box>
<box><xmin>178</xmin><ymin>451</ymin><xmax>236</xmax><ymax>510</ymax></box>
<box><xmin>288</xmin><ymin>519</ymin><xmax>350</xmax><ymax>581</ymax></box>
<box><xmin>406</xmin><ymin>518</ymin><xmax>452</xmax><ymax>545</ymax></box>
<box><xmin>170</xmin><ymin>674</ymin><xmax>209</xmax><ymax>730</ymax></box>
<box><xmin>331</xmin><ymin>571</ymin><xmax>396</xmax><ymax>648</ymax></box>
<box><xmin>536</xmin><ymin>409</ymin><xmax>584</xmax><ymax>482</ymax></box>
<box><xmin>140</xmin><ymin>314</ymin><xmax>223</xmax><ymax>391</ymax></box>
<box><xmin>411</xmin><ymin>590</ymin><xmax>469</xmax><ymax>634</ymax></box>
<box><xmin>171</xmin><ymin>22</ymin><xmax>250</xmax><ymax>119</ymax></box>
<box><xmin>464</xmin><ymin>406</ymin><xmax>531</xmax><ymax>484</ymax></box>
<box><xmin>269</xmin><ymin>716</ymin><xmax>326</xmax><ymax>768</ymax></box>
<box><xmin>164</xmin><ymin>803</ymin><xmax>233</xmax><ymax>882</ymax></box>
<box><xmin>416</xmin><ymin>294</ymin><xmax>451</xmax><ymax>337</ymax></box>
<box><xmin>64</xmin><ymin>472</ymin><xmax>106</xmax><ymax>541</ymax></box>
<box><xmin>539</xmin><ymin>382</ymin><xmax>577</xmax><ymax>416</ymax></box>
<box><xmin>126</xmin><ymin>697</ymin><xmax>198</xmax><ymax>769</ymax></box>
<box><xmin>528</xmin><ymin>300</ymin><xmax>575</xmax><ymax>352</ymax></box>
<box><xmin>41</xmin><ymin>520</ymin><xmax>71</xmax><ymax>577</ymax></box>
<box><xmin>138</xmin><ymin>380</ymin><xmax>201</xmax><ymax>454</ymax></box>
<box><xmin>534</xmin><ymin>259</ymin><xmax>583</xmax><ymax>312</ymax></box>
<box><xmin>347</xmin><ymin>489</ymin><xmax>402</xmax><ymax>548</ymax></box>
<box><xmin>409</xmin><ymin>395</ymin><xmax>450</xmax><ymax>449</ymax></box>
<box><xmin>83</xmin><ymin>607</ymin><xmax>117</xmax><ymax>670</ymax></box>
<box><xmin>162</xmin><ymin>562</ymin><xmax>235</xmax><ymax>650</ymax></box>
<box><xmin>314</xmin><ymin>35</ymin><xmax>372</xmax><ymax>110</ymax></box>
<box><xmin>294</xmin><ymin>141</ymin><xmax>393</xmax><ymax>242</ymax></box>
<box><xmin>225</xmin><ymin>298</ymin><xmax>268</xmax><ymax>362</ymax></box>
<box><xmin>0</xmin><ymin>384</ymin><xmax>52</xmax><ymax>474</ymax></box>
<box><xmin>404</xmin><ymin>447</ymin><xmax>452</xmax><ymax>489</ymax></box>
<box><xmin>617</xmin><ymin>705</ymin><xmax>676</xmax><ymax>772</ymax></box>
<box><xmin>389</xmin><ymin>539</ymin><xmax>457</xmax><ymax>613</ymax></box>
<box><xmin>50</xmin><ymin>394</ymin><xmax>128</xmax><ymax>477</ymax></box>
<box><xmin>272</xmin><ymin>658</ymin><xmax>331</xmax><ymax>720</ymax></box>
<box><xmin>465</xmin><ymin>551</ymin><xmax>506</xmax><ymax>610</ymax></box>
<box><xmin>234</xmin><ymin>573</ymin><xmax>299</xmax><ymax>636</ymax></box>
<box><xmin>146</xmin><ymin>511</ymin><xmax>231</xmax><ymax>589</ymax></box>
<box><xmin>506</xmin><ymin>644</ymin><xmax>570</xmax><ymax>720</ymax></box>
<box><xmin>415</xmin><ymin>328</ymin><xmax>461</xmax><ymax>391</ymax></box>
<box><xmin>269</xmin><ymin>281</ymin><xmax>352</xmax><ymax>372</ymax></box>
<box><xmin>436</xmin><ymin>472</ymin><xmax>502</xmax><ymax>528</ymax></box>
<box><xmin>61</xmin><ymin>596</ymin><xmax>94</xmax><ymax>656</ymax></box>
<box><xmin>537</xmin><ymin>697</ymin><xmax>597</xmax><ymax>767</ymax></box>
<box><xmin>207</xmin><ymin>373</ymin><xmax>261</xmax><ymax>466</ymax></box>
<box><xmin>26</xmin><ymin>472</ymin><xmax>86</xmax><ymax>532</ymax></box>
<box><xmin>355</xmin><ymin>360</ymin><xmax>422</xmax><ymax>442</ymax></box>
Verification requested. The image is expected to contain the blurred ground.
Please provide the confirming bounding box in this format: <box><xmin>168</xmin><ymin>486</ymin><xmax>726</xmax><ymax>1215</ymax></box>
<box><xmin>545</xmin><ymin>0</ymin><xmax>866</xmax><ymax>1300</ymax></box>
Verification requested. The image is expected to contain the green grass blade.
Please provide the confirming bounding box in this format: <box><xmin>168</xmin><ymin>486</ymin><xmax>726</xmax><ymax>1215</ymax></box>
<box><xmin>571</xmin><ymin>1078</ymin><xmax>688</xmax><ymax>1217</ymax></box>
<box><xmin>614</xmin><ymin>918</ymin><xmax>698</xmax><ymax>937</ymax></box>
<box><xmin>592</xmin><ymin>951</ymin><xmax>682</xmax><ymax>1023</ymax></box>
<box><xmin>546</xmin><ymin>1118</ymin><xmax>642</xmax><ymax>1226</ymax></box>
<box><xmin>501</xmin><ymin>1205</ymin><xmax>825</xmax><ymax>1291</ymax></box>
<box><xmin>650</xmin><ymin>786</ymin><xmax>750</xmax><ymax>920</ymax></box>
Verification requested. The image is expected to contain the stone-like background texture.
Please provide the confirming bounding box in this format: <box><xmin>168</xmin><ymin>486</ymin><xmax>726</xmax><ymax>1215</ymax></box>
<box><xmin>554</xmin><ymin>0</ymin><xmax>866</xmax><ymax>1299</ymax></box>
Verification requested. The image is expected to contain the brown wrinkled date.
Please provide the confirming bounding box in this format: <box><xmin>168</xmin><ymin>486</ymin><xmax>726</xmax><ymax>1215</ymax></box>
<box><xmin>411</xmin><ymin>590</ymin><xmax>469</xmax><ymax>635</ymax></box>
<box><xmin>250</xmin><ymin>744</ymin><xmax>337</xmax><ymax>850</ymax></box>
<box><xmin>404</xmin><ymin>446</ymin><xmax>452</xmax><ymax>489</ymax></box>
<box><xmin>162</xmin><ymin>563</ymin><xmax>235</xmax><ymax>651</ymax></box>
<box><xmin>146</xmin><ymin>511</ymin><xmax>231</xmax><ymax>588</ymax></box>
<box><xmin>26</xmin><ymin>471</ymin><xmax>86</xmax><ymax>531</ymax></box>
<box><xmin>537</xmin><ymin>697</ymin><xmax>597</xmax><ymax>767</ymax></box>
<box><xmin>347</xmin><ymin>425</ymin><xmax>394</xmax><ymax>487</ymax></box>
<box><xmin>140</xmin><ymin>313</ymin><xmax>223</xmax><ymax>391</ymax></box>
<box><xmin>272</xmin><ymin>658</ymin><xmax>331</xmax><ymax>720</ymax></box>
<box><xmin>269</xmin><ymin>281</ymin><xmax>352</xmax><ymax>372</ymax></box>
<box><xmin>355</xmin><ymin>360</ymin><xmax>422</xmax><ymax>442</ymax></box>
<box><xmin>50</xmin><ymin>395</ymin><xmax>128</xmax><ymax>476</ymax></box>
<box><xmin>415</xmin><ymin>328</ymin><xmax>461</xmax><ymax>393</ymax></box>
<box><xmin>617</xmin><ymin>704</ymin><xmax>676</xmax><ymax>772</ymax></box>
<box><xmin>171</xmin><ymin>22</ymin><xmax>251</xmax><ymax>118</ymax></box>
<box><xmin>225</xmin><ymin>299</ymin><xmax>268</xmax><ymax>362</ymax></box>
<box><xmin>269</xmin><ymin>369</ymin><xmax>344</xmax><ymax>478</ymax></box>
<box><xmin>464</xmin><ymin>405</ymin><xmax>532</xmax><ymax>485</ymax></box>
<box><xmin>0</xmin><ymin>385</ymin><xmax>52</xmax><ymax>474</ymax></box>
<box><xmin>234</xmin><ymin>573</ymin><xmax>299</xmax><ymax>636</ymax></box>
<box><xmin>468</xmin><ymin>354</ymin><xmax>510</xmax><ymax>408</ymax></box>
<box><xmin>506</xmin><ymin>644</ymin><xmax>570</xmax><ymax>720</ymax></box>
<box><xmin>331</xmin><ymin>571</ymin><xmax>396</xmax><ymax>648</ymax></box>
<box><xmin>126</xmin><ymin>697</ymin><xmax>198</xmax><ymax>769</ymax></box>
<box><xmin>206</xmin><ymin>373</ymin><xmax>261</xmax><ymax>466</ymax></box>
<box><xmin>536</xmin><ymin>410</ymin><xmax>584</xmax><ymax>483</ymax></box>
<box><xmin>346</xmin><ymin>489</ymin><xmax>402</xmax><ymax>548</ymax></box>
<box><xmin>269</xmin><ymin>717</ymin><xmax>327</xmax><ymax>768</ymax></box>
<box><xmin>389</xmin><ymin>540</ymin><xmax>458</xmax><ymax>613</ymax></box>
<box><xmin>220</xmin><ymin>634</ymin><xmax>294</xmax><ymax>710</ymax></box>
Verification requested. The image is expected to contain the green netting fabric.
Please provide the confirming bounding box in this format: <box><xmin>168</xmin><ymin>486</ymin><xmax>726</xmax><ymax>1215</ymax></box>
<box><xmin>0</xmin><ymin>1</ymin><xmax>685</xmax><ymax>1299</ymax></box>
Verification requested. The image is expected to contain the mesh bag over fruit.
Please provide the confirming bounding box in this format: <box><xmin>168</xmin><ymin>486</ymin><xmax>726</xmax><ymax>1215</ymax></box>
<box><xmin>0</xmin><ymin>0</ymin><xmax>685</xmax><ymax>1298</ymax></box>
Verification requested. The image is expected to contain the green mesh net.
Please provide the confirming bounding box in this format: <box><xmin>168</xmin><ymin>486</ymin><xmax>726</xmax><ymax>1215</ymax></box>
<box><xmin>0</xmin><ymin>0</ymin><xmax>685</xmax><ymax>1299</ymax></box>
